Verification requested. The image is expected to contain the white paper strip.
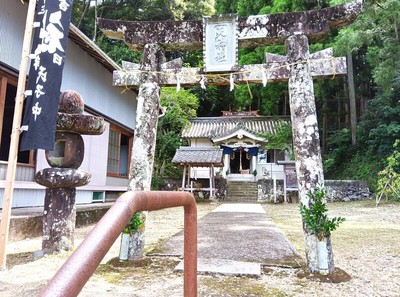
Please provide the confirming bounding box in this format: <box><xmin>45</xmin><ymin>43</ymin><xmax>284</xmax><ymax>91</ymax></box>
<box><xmin>262</xmin><ymin>70</ymin><xmax>268</xmax><ymax>87</ymax></box>
<box><xmin>176</xmin><ymin>74</ymin><xmax>182</xmax><ymax>92</ymax></box>
<box><xmin>200</xmin><ymin>75</ymin><xmax>206</xmax><ymax>89</ymax></box>
<box><xmin>24</xmin><ymin>90</ymin><xmax>33</xmax><ymax>97</ymax></box>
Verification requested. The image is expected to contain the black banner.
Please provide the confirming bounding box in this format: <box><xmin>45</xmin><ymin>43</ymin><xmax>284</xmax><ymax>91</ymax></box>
<box><xmin>20</xmin><ymin>0</ymin><xmax>73</xmax><ymax>151</ymax></box>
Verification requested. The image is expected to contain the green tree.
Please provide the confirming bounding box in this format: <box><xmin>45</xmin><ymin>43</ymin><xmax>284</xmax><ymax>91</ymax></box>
<box><xmin>260</xmin><ymin>120</ymin><xmax>293</xmax><ymax>158</ymax></box>
<box><xmin>153</xmin><ymin>88</ymin><xmax>199</xmax><ymax>182</ymax></box>
<box><xmin>324</xmin><ymin>0</ymin><xmax>400</xmax><ymax>187</ymax></box>
<box><xmin>376</xmin><ymin>140</ymin><xmax>400</xmax><ymax>203</ymax></box>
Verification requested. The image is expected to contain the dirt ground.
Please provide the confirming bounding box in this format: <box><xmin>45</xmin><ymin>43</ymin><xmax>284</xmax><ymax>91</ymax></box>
<box><xmin>1</xmin><ymin>199</ymin><xmax>399</xmax><ymax>296</ymax></box>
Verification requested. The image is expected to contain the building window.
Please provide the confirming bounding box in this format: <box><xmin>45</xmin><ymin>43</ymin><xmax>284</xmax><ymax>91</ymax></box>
<box><xmin>266</xmin><ymin>149</ymin><xmax>286</xmax><ymax>163</ymax></box>
<box><xmin>107</xmin><ymin>124</ymin><xmax>133</xmax><ymax>177</ymax></box>
<box><xmin>0</xmin><ymin>69</ymin><xmax>34</xmax><ymax>165</ymax></box>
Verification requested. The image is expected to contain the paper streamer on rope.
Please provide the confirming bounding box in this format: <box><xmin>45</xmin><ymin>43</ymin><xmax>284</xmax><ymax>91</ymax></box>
<box><xmin>199</xmin><ymin>75</ymin><xmax>206</xmax><ymax>89</ymax></box>
<box><xmin>230</xmin><ymin>73</ymin><xmax>234</xmax><ymax>91</ymax></box>
<box><xmin>262</xmin><ymin>70</ymin><xmax>268</xmax><ymax>87</ymax></box>
<box><xmin>176</xmin><ymin>73</ymin><xmax>182</xmax><ymax>92</ymax></box>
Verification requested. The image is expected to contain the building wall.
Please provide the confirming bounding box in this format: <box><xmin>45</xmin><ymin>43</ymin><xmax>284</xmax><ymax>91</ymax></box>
<box><xmin>61</xmin><ymin>40</ymin><xmax>137</xmax><ymax>130</ymax></box>
<box><xmin>0</xmin><ymin>0</ymin><xmax>137</xmax><ymax>129</ymax></box>
<box><xmin>0</xmin><ymin>1</ymin><xmax>25</xmax><ymax>70</ymax></box>
<box><xmin>0</xmin><ymin>1</ymin><xmax>134</xmax><ymax>207</ymax></box>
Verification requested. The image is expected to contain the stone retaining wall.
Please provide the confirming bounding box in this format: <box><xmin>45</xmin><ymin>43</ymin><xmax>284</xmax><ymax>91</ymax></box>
<box><xmin>257</xmin><ymin>179</ymin><xmax>285</xmax><ymax>203</ymax></box>
<box><xmin>158</xmin><ymin>178</ymin><xmax>372</xmax><ymax>203</ymax></box>
<box><xmin>325</xmin><ymin>180</ymin><xmax>372</xmax><ymax>202</ymax></box>
<box><xmin>256</xmin><ymin>179</ymin><xmax>371</xmax><ymax>203</ymax></box>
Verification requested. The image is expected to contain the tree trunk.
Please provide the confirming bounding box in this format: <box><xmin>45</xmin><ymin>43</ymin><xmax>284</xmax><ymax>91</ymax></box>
<box><xmin>322</xmin><ymin>95</ymin><xmax>327</xmax><ymax>155</ymax></box>
<box><xmin>77</xmin><ymin>0</ymin><xmax>90</xmax><ymax>29</ymax></box>
<box><xmin>286</xmin><ymin>35</ymin><xmax>334</xmax><ymax>273</ymax></box>
<box><xmin>347</xmin><ymin>50</ymin><xmax>357</xmax><ymax>146</ymax></box>
<box><xmin>344</xmin><ymin>79</ymin><xmax>350</xmax><ymax>128</ymax></box>
<box><xmin>92</xmin><ymin>0</ymin><xmax>98</xmax><ymax>42</ymax></box>
<box><xmin>127</xmin><ymin>44</ymin><xmax>164</xmax><ymax>260</ymax></box>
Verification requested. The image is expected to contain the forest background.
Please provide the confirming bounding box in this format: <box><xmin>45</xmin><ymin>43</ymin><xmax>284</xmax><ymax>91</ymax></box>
<box><xmin>70</xmin><ymin>0</ymin><xmax>400</xmax><ymax>196</ymax></box>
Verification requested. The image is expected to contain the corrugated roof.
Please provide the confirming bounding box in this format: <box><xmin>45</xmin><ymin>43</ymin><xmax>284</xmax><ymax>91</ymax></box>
<box><xmin>172</xmin><ymin>146</ymin><xmax>224</xmax><ymax>166</ymax></box>
<box><xmin>181</xmin><ymin>116</ymin><xmax>290</xmax><ymax>139</ymax></box>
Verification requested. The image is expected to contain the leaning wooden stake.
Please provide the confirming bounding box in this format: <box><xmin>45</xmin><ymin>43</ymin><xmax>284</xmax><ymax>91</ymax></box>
<box><xmin>0</xmin><ymin>0</ymin><xmax>37</xmax><ymax>270</ymax></box>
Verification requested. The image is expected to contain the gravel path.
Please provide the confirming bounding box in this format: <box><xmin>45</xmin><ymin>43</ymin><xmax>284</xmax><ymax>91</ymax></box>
<box><xmin>0</xmin><ymin>200</ymin><xmax>399</xmax><ymax>296</ymax></box>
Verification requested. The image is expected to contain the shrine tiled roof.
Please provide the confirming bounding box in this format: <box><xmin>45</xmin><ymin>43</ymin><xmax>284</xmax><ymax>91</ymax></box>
<box><xmin>172</xmin><ymin>146</ymin><xmax>224</xmax><ymax>166</ymax></box>
<box><xmin>181</xmin><ymin>116</ymin><xmax>290</xmax><ymax>139</ymax></box>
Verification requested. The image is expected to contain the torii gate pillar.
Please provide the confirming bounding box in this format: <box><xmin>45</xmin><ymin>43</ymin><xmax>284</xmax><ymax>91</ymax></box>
<box><xmin>126</xmin><ymin>43</ymin><xmax>164</xmax><ymax>260</ymax></box>
<box><xmin>286</xmin><ymin>34</ymin><xmax>328</xmax><ymax>273</ymax></box>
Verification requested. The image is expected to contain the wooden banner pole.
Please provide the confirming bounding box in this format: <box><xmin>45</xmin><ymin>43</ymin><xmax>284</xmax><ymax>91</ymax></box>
<box><xmin>0</xmin><ymin>0</ymin><xmax>37</xmax><ymax>270</ymax></box>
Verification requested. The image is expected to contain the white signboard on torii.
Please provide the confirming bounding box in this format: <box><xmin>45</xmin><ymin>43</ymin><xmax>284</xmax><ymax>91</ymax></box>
<box><xmin>203</xmin><ymin>14</ymin><xmax>238</xmax><ymax>72</ymax></box>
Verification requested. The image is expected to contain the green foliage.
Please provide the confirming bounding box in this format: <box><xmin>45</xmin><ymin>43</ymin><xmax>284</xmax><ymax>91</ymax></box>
<box><xmin>151</xmin><ymin>174</ymin><xmax>167</xmax><ymax>190</ymax></box>
<box><xmin>358</xmin><ymin>73</ymin><xmax>400</xmax><ymax>156</ymax></box>
<box><xmin>123</xmin><ymin>212</ymin><xmax>144</xmax><ymax>235</ymax></box>
<box><xmin>96</xmin><ymin>36</ymin><xmax>141</xmax><ymax>66</ymax></box>
<box><xmin>324</xmin><ymin>0</ymin><xmax>400</xmax><ymax>187</ymax></box>
<box><xmin>323</xmin><ymin>128</ymin><xmax>352</xmax><ymax>173</ymax></box>
<box><xmin>376</xmin><ymin>140</ymin><xmax>400</xmax><ymax>201</ymax></box>
<box><xmin>300</xmin><ymin>185</ymin><xmax>346</xmax><ymax>241</ymax></box>
<box><xmin>70</xmin><ymin>0</ymin><xmax>400</xmax><ymax>197</ymax></box>
<box><xmin>193</xmin><ymin>85</ymin><xmax>236</xmax><ymax>117</ymax></box>
<box><xmin>260</xmin><ymin>121</ymin><xmax>293</xmax><ymax>157</ymax></box>
<box><xmin>154</xmin><ymin>88</ymin><xmax>199</xmax><ymax>178</ymax></box>
<box><xmin>215</xmin><ymin>0</ymin><xmax>238</xmax><ymax>14</ymax></box>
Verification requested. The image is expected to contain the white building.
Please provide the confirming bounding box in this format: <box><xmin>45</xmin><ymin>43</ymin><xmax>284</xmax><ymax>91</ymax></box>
<box><xmin>0</xmin><ymin>0</ymin><xmax>137</xmax><ymax>207</ymax></box>
<box><xmin>174</xmin><ymin>111</ymin><xmax>291</xmax><ymax>184</ymax></box>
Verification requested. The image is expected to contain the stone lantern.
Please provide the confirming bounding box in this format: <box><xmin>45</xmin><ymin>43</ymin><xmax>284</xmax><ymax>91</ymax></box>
<box><xmin>35</xmin><ymin>91</ymin><xmax>105</xmax><ymax>254</ymax></box>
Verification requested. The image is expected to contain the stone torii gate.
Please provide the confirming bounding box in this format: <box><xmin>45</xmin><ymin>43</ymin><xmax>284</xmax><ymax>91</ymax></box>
<box><xmin>98</xmin><ymin>0</ymin><xmax>363</xmax><ymax>273</ymax></box>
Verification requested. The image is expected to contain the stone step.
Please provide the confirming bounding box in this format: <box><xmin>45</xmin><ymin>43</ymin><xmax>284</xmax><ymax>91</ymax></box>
<box><xmin>227</xmin><ymin>182</ymin><xmax>258</xmax><ymax>201</ymax></box>
<box><xmin>175</xmin><ymin>258</ymin><xmax>261</xmax><ymax>277</ymax></box>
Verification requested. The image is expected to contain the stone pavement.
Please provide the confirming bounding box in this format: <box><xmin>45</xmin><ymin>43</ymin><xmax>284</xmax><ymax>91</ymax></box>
<box><xmin>161</xmin><ymin>203</ymin><xmax>303</xmax><ymax>277</ymax></box>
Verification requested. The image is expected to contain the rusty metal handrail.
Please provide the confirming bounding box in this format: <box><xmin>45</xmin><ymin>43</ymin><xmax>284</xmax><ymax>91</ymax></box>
<box><xmin>39</xmin><ymin>191</ymin><xmax>197</xmax><ymax>297</ymax></box>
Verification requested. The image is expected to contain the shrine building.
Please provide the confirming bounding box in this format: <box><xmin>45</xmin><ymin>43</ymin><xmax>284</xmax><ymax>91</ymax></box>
<box><xmin>173</xmin><ymin>111</ymin><xmax>292</xmax><ymax>197</ymax></box>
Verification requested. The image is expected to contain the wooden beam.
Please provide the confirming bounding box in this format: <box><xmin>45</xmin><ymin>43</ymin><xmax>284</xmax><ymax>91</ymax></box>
<box><xmin>98</xmin><ymin>0</ymin><xmax>363</xmax><ymax>51</ymax></box>
<box><xmin>0</xmin><ymin>77</ymin><xmax>7</xmax><ymax>149</ymax></box>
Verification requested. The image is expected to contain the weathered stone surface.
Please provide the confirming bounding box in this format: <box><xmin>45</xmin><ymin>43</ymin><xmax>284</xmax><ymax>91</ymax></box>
<box><xmin>45</xmin><ymin>132</ymin><xmax>84</xmax><ymax>168</ymax></box>
<box><xmin>37</xmin><ymin>89</ymin><xmax>106</xmax><ymax>256</ymax></box>
<box><xmin>286</xmin><ymin>35</ymin><xmax>325</xmax><ymax>198</ymax></box>
<box><xmin>42</xmin><ymin>188</ymin><xmax>76</xmax><ymax>254</ymax></box>
<box><xmin>98</xmin><ymin>0</ymin><xmax>363</xmax><ymax>51</ymax></box>
<box><xmin>35</xmin><ymin>168</ymin><xmax>91</xmax><ymax>188</ymax></box>
<box><xmin>257</xmin><ymin>179</ymin><xmax>285</xmax><ymax>203</ymax></box>
<box><xmin>56</xmin><ymin>113</ymin><xmax>106</xmax><ymax>135</ymax></box>
<box><xmin>126</xmin><ymin>44</ymin><xmax>164</xmax><ymax>261</ymax></box>
<box><xmin>113</xmin><ymin>57</ymin><xmax>347</xmax><ymax>87</ymax></box>
<box><xmin>128</xmin><ymin>43</ymin><xmax>163</xmax><ymax>192</ymax></box>
<box><xmin>59</xmin><ymin>90</ymin><xmax>84</xmax><ymax>114</ymax></box>
<box><xmin>286</xmin><ymin>34</ymin><xmax>327</xmax><ymax>273</ymax></box>
<box><xmin>325</xmin><ymin>180</ymin><xmax>371</xmax><ymax>202</ymax></box>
